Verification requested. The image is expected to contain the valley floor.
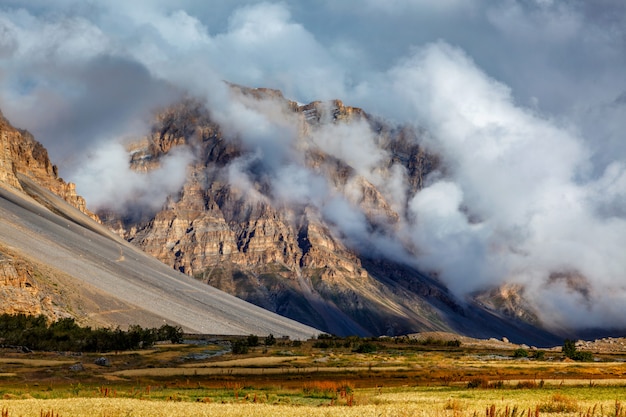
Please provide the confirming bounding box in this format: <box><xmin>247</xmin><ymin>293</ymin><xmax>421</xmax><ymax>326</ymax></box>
<box><xmin>1</xmin><ymin>336</ymin><xmax>626</xmax><ymax>416</ymax></box>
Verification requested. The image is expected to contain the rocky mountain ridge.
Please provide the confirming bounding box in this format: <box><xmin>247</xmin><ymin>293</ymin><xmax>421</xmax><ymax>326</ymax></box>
<box><xmin>100</xmin><ymin>87</ymin><xmax>559</xmax><ymax>344</ymax></box>
<box><xmin>0</xmin><ymin>111</ymin><xmax>96</xmax><ymax>221</ymax></box>
<box><xmin>0</xmin><ymin>107</ymin><xmax>318</xmax><ymax>339</ymax></box>
<box><xmin>0</xmin><ymin>90</ymin><xmax>562</xmax><ymax>345</ymax></box>
<box><xmin>0</xmin><ymin>111</ymin><xmax>98</xmax><ymax>319</ymax></box>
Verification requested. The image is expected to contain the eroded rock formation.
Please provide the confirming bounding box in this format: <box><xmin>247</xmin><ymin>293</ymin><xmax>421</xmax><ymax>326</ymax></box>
<box><xmin>99</xmin><ymin>90</ymin><xmax>486</xmax><ymax>337</ymax></box>
<box><xmin>0</xmin><ymin>251</ymin><xmax>56</xmax><ymax>320</ymax></box>
<box><xmin>0</xmin><ymin>110</ymin><xmax>97</xmax><ymax>221</ymax></box>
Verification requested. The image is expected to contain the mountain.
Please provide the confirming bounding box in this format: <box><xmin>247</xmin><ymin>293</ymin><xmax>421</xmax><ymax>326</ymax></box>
<box><xmin>0</xmin><ymin>110</ymin><xmax>318</xmax><ymax>339</ymax></box>
<box><xmin>98</xmin><ymin>87</ymin><xmax>562</xmax><ymax>346</ymax></box>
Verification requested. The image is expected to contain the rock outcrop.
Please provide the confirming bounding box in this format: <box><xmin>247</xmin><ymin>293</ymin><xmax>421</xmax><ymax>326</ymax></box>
<box><xmin>0</xmin><ymin>110</ymin><xmax>97</xmax><ymax>221</ymax></box>
<box><xmin>98</xmin><ymin>88</ymin><xmax>558</xmax><ymax>344</ymax></box>
<box><xmin>0</xmin><ymin>250</ymin><xmax>56</xmax><ymax>320</ymax></box>
<box><xmin>0</xmin><ymin>108</ymin><xmax>319</xmax><ymax>338</ymax></box>
<box><xmin>0</xmin><ymin>110</ymin><xmax>99</xmax><ymax>320</ymax></box>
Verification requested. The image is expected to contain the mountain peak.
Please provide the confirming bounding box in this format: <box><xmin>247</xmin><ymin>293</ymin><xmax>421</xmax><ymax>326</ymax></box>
<box><xmin>96</xmin><ymin>90</ymin><xmax>561</xmax><ymax>345</ymax></box>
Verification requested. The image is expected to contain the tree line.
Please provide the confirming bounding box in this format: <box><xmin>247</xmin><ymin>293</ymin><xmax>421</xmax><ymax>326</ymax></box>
<box><xmin>0</xmin><ymin>313</ymin><xmax>183</xmax><ymax>352</ymax></box>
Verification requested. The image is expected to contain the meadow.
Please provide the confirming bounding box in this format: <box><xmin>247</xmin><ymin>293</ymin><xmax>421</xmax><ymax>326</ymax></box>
<box><xmin>1</xmin><ymin>334</ymin><xmax>626</xmax><ymax>416</ymax></box>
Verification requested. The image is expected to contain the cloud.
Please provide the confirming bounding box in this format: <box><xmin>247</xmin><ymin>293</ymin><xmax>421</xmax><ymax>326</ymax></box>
<box><xmin>0</xmin><ymin>8</ymin><xmax>179</xmax><ymax>165</ymax></box>
<box><xmin>391</xmin><ymin>42</ymin><xmax>626</xmax><ymax>330</ymax></box>
<box><xmin>1</xmin><ymin>1</ymin><xmax>626</xmax><ymax>331</ymax></box>
<box><xmin>72</xmin><ymin>140</ymin><xmax>194</xmax><ymax>215</ymax></box>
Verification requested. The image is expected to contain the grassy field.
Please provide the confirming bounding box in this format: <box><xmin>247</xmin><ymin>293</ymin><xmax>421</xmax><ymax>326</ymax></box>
<box><xmin>2</xmin><ymin>386</ymin><xmax>626</xmax><ymax>417</ymax></box>
<box><xmin>1</xmin><ymin>336</ymin><xmax>626</xmax><ymax>416</ymax></box>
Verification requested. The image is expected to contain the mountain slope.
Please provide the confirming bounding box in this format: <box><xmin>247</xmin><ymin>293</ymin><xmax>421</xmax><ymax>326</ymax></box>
<box><xmin>100</xmin><ymin>89</ymin><xmax>562</xmax><ymax>345</ymax></box>
<box><xmin>0</xmin><ymin>111</ymin><xmax>318</xmax><ymax>339</ymax></box>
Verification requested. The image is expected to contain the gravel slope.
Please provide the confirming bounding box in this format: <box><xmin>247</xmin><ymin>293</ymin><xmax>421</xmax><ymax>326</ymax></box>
<box><xmin>0</xmin><ymin>179</ymin><xmax>319</xmax><ymax>339</ymax></box>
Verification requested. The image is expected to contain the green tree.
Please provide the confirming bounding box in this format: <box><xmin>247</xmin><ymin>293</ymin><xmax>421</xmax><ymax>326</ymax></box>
<box><xmin>562</xmin><ymin>339</ymin><xmax>577</xmax><ymax>358</ymax></box>
<box><xmin>533</xmin><ymin>350</ymin><xmax>546</xmax><ymax>360</ymax></box>
<box><xmin>231</xmin><ymin>339</ymin><xmax>249</xmax><ymax>354</ymax></box>
<box><xmin>562</xmin><ymin>339</ymin><xmax>593</xmax><ymax>362</ymax></box>
<box><xmin>157</xmin><ymin>324</ymin><xmax>183</xmax><ymax>344</ymax></box>
<box><xmin>354</xmin><ymin>342</ymin><xmax>377</xmax><ymax>353</ymax></box>
<box><xmin>247</xmin><ymin>334</ymin><xmax>259</xmax><ymax>347</ymax></box>
<box><xmin>513</xmin><ymin>348</ymin><xmax>529</xmax><ymax>358</ymax></box>
<box><xmin>264</xmin><ymin>333</ymin><xmax>276</xmax><ymax>346</ymax></box>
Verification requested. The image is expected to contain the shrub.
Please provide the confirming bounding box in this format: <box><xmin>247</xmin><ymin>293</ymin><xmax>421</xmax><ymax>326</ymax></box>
<box><xmin>467</xmin><ymin>377</ymin><xmax>489</xmax><ymax>389</ymax></box>
<box><xmin>157</xmin><ymin>324</ymin><xmax>184</xmax><ymax>344</ymax></box>
<box><xmin>563</xmin><ymin>339</ymin><xmax>577</xmax><ymax>357</ymax></box>
<box><xmin>0</xmin><ymin>313</ymin><xmax>180</xmax><ymax>352</ymax></box>
<box><xmin>513</xmin><ymin>348</ymin><xmax>529</xmax><ymax>358</ymax></box>
<box><xmin>264</xmin><ymin>334</ymin><xmax>276</xmax><ymax>346</ymax></box>
<box><xmin>570</xmin><ymin>350</ymin><xmax>594</xmax><ymax>362</ymax></box>
<box><xmin>562</xmin><ymin>339</ymin><xmax>593</xmax><ymax>362</ymax></box>
<box><xmin>533</xmin><ymin>350</ymin><xmax>545</xmax><ymax>360</ymax></box>
<box><xmin>353</xmin><ymin>342</ymin><xmax>377</xmax><ymax>353</ymax></box>
<box><xmin>516</xmin><ymin>380</ymin><xmax>538</xmax><ymax>389</ymax></box>
<box><xmin>231</xmin><ymin>339</ymin><xmax>249</xmax><ymax>354</ymax></box>
<box><xmin>247</xmin><ymin>334</ymin><xmax>259</xmax><ymax>347</ymax></box>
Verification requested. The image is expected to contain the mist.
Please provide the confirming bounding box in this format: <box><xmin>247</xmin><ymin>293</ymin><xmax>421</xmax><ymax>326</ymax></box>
<box><xmin>1</xmin><ymin>1</ymin><xmax>626</xmax><ymax>331</ymax></box>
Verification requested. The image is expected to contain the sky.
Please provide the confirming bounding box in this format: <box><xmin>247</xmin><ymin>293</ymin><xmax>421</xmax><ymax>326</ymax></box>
<box><xmin>1</xmin><ymin>0</ymin><xmax>626</xmax><ymax>331</ymax></box>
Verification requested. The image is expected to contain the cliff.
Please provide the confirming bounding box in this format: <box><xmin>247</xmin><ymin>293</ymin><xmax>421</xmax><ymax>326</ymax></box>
<box><xmin>0</xmin><ymin>108</ymin><xmax>318</xmax><ymax>338</ymax></box>
<box><xmin>0</xmin><ymin>111</ymin><xmax>97</xmax><ymax>221</ymax></box>
<box><xmin>0</xmin><ymin>111</ymin><xmax>98</xmax><ymax>319</ymax></box>
<box><xmin>100</xmin><ymin>88</ymin><xmax>555</xmax><ymax>343</ymax></box>
<box><xmin>0</xmin><ymin>248</ymin><xmax>56</xmax><ymax>320</ymax></box>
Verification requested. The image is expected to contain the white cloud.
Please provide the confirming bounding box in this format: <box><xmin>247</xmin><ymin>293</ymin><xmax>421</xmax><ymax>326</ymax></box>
<box><xmin>73</xmin><ymin>140</ymin><xmax>194</xmax><ymax>213</ymax></box>
<box><xmin>387</xmin><ymin>42</ymin><xmax>626</xmax><ymax>329</ymax></box>
<box><xmin>1</xmin><ymin>1</ymin><xmax>626</xmax><ymax>331</ymax></box>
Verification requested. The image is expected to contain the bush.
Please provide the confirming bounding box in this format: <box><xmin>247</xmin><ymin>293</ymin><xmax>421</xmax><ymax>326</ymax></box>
<box><xmin>247</xmin><ymin>334</ymin><xmax>259</xmax><ymax>347</ymax></box>
<box><xmin>231</xmin><ymin>339</ymin><xmax>249</xmax><ymax>354</ymax></box>
<box><xmin>0</xmin><ymin>313</ymin><xmax>181</xmax><ymax>352</ymax></box>
<box><xmin>264</xmin><ymin>334</ymin><xmax>276</xmax><ymax>346</ymax></box>
<box><xmin>467</xmin><ymin>377</ymin><xmax>489</xmax><ymax>388</ymax></box>
<box><xmin>157</xmin><ymin>324</ymin><xmax>184</xmax><ymax>344</ymax></box>
<box><xmin>533</xmin><ymin>350</ymin><xmax>545</xmax><ymax>360</ymax></box>
<box><xmin>353</xmin><ymin>342</ymin><xmax>377</xmax><ymax>353</ymax></box>
<box><xmin>513</xmin><ymin>348</ymin><xmax>529</xmax><ymax>358</ymax></box>
<box><xmin>562</xmin><ymin>339</ymin><xmax>593</xmax><ymax>362</ymax></box>
<box><xmin>562</xmin><ymin>339</ymin><xmax>577</xmax><ymax>357</ymax></box>
<box><xmin>570</xmin><ymin>350</ymin><xmax>594</xmax><ymax>362</ymax></box>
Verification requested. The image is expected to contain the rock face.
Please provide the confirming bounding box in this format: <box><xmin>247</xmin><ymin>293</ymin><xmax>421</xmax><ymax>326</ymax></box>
<box><xmin>0</xmin><ymin>250</ymin><xmax>56</xmax><ymax>320</ymax></box>
<box><xmin>0</xmin><ymin>108</ymin><xmax>319</xmax><ymax>338</ymax></box>
<box><xmin>100</xmin><ymin>88</ymin><xmax>556</xmax><ymax>343</ymax></box>
<box><xmin>0</xmin><ymin>110</ymin><xmax>97</xmax><ymax>221</ymax></box>
<box><xmin>0</xmin><ymin>111</ymin><xmax>98</xmax><ymax>320</ymax></box>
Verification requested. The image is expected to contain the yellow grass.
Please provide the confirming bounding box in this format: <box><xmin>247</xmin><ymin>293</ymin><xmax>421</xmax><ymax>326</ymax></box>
<box><xmin>0</xmin><ymin>398</ymin><xmax>452</xmax><ymax>417</ymax></box>
<box><xmin>1</xmin><ymin>390</ymin><xmax>626</xmax><ymax>417</ymax></box>
<box><xmin>0</xmin><ymin>358</ymin><xmax>73</xmax><ymax>367</ymax></box>
<box><xmin>0</xmin><ymin>397</ymin><xmax>519</xmax><ymax>417</ymax></box>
